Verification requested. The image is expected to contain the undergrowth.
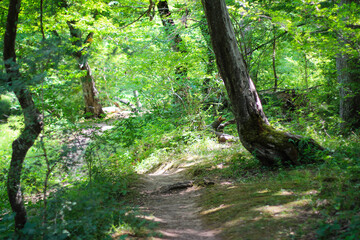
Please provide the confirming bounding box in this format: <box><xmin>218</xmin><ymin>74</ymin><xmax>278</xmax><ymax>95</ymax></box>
<box><xmin>1</xmin><ymin>99</ymin><xmax>359</xmax><ymax>239</ymax></box>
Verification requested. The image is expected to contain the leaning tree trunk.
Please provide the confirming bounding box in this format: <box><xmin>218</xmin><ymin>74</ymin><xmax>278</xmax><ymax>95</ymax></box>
<box><xmin>3</xmin><ymin>0</ymin><xmax>44</xmax><ymax>230</ymax></box>
<box><xmin>201</xmin><ymin>0</ymin><xmax>322</xmax><ymax>166</ymax></box>
<box><xmin>67</xmin><ymin>21</ymin><xmax>104</xmax><ymax>118</ymax></box>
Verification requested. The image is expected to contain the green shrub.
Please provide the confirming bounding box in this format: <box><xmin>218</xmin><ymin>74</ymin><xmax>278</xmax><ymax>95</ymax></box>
<box><xmin>0</xmin><ymin>95</ymin><xmax>11</xmax><ymax>120</ymax></box>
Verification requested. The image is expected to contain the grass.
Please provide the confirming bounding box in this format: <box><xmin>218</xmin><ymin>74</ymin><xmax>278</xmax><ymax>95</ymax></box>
<box><xmin>0</xmin><ymin>116</ymin><xmax>22</xmax><ymax>213</ymax></box>
<box><xmin>197</xmin><ymin>168</ymin><xmax>322</xmax><ymax>240</ymax></box>
<box><xmin>1</xmin><ymin>106</ymin><xmax>360</xmax><ymax>239</ymax></box>
<box><xmin>132</xmin><ymin>135</ymin><xmax>324</xmax><ymax>239</ymax></box>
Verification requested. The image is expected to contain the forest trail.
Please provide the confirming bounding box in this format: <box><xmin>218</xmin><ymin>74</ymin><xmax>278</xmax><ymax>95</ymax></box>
<box><xmin>133</xmin><ymin>169</ymin><xmax>221</xmax><ymax>240</ymax></box>
<box><xmin>70</xmin><ymin>119</ymin><xmax>220</xmax><ymax>239</ymax></box>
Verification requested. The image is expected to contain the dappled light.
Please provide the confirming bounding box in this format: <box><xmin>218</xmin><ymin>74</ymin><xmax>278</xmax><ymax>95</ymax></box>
<box><xmin>1</xmin><ymin>0</ymin><xmax>359</xmax><ymax>239</ymax></box>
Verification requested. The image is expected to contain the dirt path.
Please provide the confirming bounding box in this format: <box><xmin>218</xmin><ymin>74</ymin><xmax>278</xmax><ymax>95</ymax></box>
<box><xmin>136</xmin><ymin>170</ymin><xmax>221</xmax><ymax>240</ymax></box>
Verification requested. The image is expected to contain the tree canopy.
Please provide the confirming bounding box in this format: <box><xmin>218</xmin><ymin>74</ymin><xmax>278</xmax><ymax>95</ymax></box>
<box><xmin>0</xmin><ymin>0</ymin><xmax>359</xmax><ymax>239</ymax></box>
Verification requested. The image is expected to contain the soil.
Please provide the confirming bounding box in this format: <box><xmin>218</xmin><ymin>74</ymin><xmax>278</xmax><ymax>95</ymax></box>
<box><xmin>62</xmin><ymin>117</ymin><xmax>220</xmax><ymax>239</ymax></box>
<box><xmin>134</xmin><ymin>169</ymin><xmax>221</xmax><ymax>240</ymax></box>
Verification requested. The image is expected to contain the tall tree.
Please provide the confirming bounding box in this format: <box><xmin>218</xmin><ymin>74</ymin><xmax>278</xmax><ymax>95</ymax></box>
<box><xmin>201</xmin><ymin>0</ymin><xmax>322</xmax><ymax>166</ymax></box>
<box><xmin>3</xmin><ymin>0</ymin><xmax>44</xmax><ymax>230</ymax></box>
<box><xmin>68</xmin><ymin>21</ymin><xmax>104</xmax><ymax>118</ymax></box>
<box><xmin>336</xmin><ymin>0</ymin><xmax>360</xmax><ymax>130</ymax></box>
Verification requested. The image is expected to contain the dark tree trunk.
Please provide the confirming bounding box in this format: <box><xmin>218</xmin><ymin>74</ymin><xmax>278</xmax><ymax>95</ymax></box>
<box><xmin>67</xmin><ymin>22</ymin><xmax>104</xmax><ymax>118</ymax></box>
<box><xmin>3</xmin><ymin>0</ymin><xmax>44</xmax><ymax>230</ymax></box>
<box><xmin>336</xmin><ymin>0</ymin><xmax>360</xmax><ymax>130</ymax></box>
<box><xmin>157</xmin><ymin>0</ymin><xmax>185</xmax><ymax>53</ymax></box>
<box><xmin>272</xmin><ymin>27</ymin><xmax>278</xmax><ymax>92</ymax></box>
<box><xmin>201</xmin><ymin>0</ymin><xmax>322</xmax><ymax>166</ymax></box>
<box><xmin>336</xmin><ymin>55</ymin><xmax>360</xmax><ymax>129</ymax></box>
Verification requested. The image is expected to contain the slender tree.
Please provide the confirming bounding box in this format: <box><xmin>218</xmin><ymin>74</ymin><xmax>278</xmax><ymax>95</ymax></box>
<box><xmin>272</xmin><ymin>26</ymin><xmax>278</xmax><ymax>92</ymax></box>
<box><xmin>3</xmin><ymin>0</ymin><xmax>44</xmax><ymax>229</ymax></box>
<box><xmin>201</xmin><ymin>0</ymin><xmax>322</xmax><ymax>166</ymax></box>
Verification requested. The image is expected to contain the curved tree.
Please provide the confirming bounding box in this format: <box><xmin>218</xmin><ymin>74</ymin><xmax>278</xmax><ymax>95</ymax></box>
<box><xmin>3</xmin><ymin>0</ymin><xmax>44</xmax><ymax>230</ymax></box>
<box><xmin>201</xmin><ymin>0</ymin><xmax>323</xmax><ymax>166</ymax></box>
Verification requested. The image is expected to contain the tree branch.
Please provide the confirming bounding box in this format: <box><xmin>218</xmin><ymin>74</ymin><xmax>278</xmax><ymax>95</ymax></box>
<box><xmin>119</xmin><ymin>0</ymin><xmax>155</xmax><ymax>30</ymax></box>
<box><xmin>246</xmin><ymin>30</ymin><xmax>287</xmax><ymax>55</ymax></box>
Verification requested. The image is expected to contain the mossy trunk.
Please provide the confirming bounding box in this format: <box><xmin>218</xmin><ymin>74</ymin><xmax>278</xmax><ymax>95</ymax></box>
<box><xmin>201</xmin><ymin>0</ymin><xmax>322</xmax><ymax>166</ymax></box>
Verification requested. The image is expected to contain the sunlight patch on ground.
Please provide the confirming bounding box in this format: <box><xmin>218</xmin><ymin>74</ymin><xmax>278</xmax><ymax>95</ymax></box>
<box><xmin>257</xmin><ymin>189</ymin><xmax>271</xmax><ymax>194</ymax></box>
<box><xmin>200</xmin><ymin>204</ymin><xmax>233</xmax><ymax>215</ymax></box>
<box><xmin>223</xmin><ymin>218</ymin><xmax>244</xmax><ymax>228</ymax></box>
<box><xmin>273</xmin><ymin>189</ymin><xmax>294</xmax><ymax>196</ymax></box>
<box><xmin>253</xmin><ymin>205</ymin><xmax>294</xmax><ymax>218</ymax></box>
<box><xmin>300</xmin><ymin>190</ymin><xmax>318</xmax><ymax>196</ymax></box>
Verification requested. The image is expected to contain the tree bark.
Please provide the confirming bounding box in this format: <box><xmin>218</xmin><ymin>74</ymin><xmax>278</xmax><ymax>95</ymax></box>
<box><xmin>336</xmin><ymin>55</ymin><xmax>360</xmax><ymax>130</ymax></box>
<box><xmin>201</xmin><ymin>0</ymin><xmax>322</xmax><ymax>166</ymax></box>
<box><xmin>336</xmin><ymin>0</ymin><xmax>360</xmax><ymax>130</ymax></box>
<box><xmin>3</xmin><ymin>0</ymin><xmax>44</xmax><ymax>230</ymax></box>
<box><xmin>67</xmin><ymin>21</ymin><xmax>104</xmax><ymax>118</ymax></box>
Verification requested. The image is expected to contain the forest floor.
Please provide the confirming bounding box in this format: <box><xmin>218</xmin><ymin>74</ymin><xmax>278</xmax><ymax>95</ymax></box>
<box><xmin>76</xmin><ymin>113</ymin><xmax>321</xmax><ymax>239</ymax></box>
<box><xmin>120</xmin><ymin>161</ymin><xmax>320</xmax><ymax>240</ymax></box>
<box><xmin>130</xmin><ymin>169</ymin><xmax>220</xmax><ymax>240</ymax></box>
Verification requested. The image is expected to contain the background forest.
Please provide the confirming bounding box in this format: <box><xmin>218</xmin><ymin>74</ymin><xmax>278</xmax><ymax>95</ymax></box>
<box><xmin>0</xmin><ymin>0</ymin><xmax>359</xmax><ymax>239</ymax></box>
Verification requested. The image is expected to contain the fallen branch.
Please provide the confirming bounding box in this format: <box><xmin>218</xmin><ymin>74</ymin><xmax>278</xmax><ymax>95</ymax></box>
<box><xmin>159</xmin><ymin>179</ymin><xmax>215</xmax><ymax>193</ymax></box>
<box><xmin>159</xmin><ymin>181</ymin><xmax>194</xmax><ymax>193</ymax></box>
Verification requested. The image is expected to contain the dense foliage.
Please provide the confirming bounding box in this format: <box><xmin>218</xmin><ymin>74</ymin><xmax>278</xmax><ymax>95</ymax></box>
<box><xmin>0</xmin><ymin>0</ymin><xmax>359</xmax><ymax>239</ymax></box>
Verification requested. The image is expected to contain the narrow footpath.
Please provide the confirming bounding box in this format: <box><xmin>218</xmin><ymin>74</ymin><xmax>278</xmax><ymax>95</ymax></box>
<box><xmin>136</xmin><ymin>170</ymin><xmax>220</xmax><ymax>240</ymax></box>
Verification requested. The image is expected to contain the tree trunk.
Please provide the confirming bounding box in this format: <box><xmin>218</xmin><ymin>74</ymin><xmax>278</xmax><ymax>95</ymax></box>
<box><xmin>201</xmin><ymin>0</ymin><xmax>322</xmax><ymax>166</ymax></box>
<box><xmin>272</xmin><ymin>27</ymin><xmax>278</xmax><ymax>92</ymax></box>
<box><xmin>157</xmin><ymin>0</ymin><xmax>187</xmax><ymax>78</ymax></box>
<box><xmin>336</xmin><ymin>55</ymin><xmax>360</xmax><ymax>130</ymax></box>
<box><xmin>336</xmin><ymin>0</ymin><xmax>360</xmax><ymax>130</ymax></box>
<box><xmin>157</xmin><ymin>0</ymin><xmax>186</xmax><ymax>54</ymax></box>
<box><xmin>81</xmin><ymin>62</ymin><xmax>104</xmax><ymax>117</ymax></box>
<box><xmin>3</xmin><ymin>0</ymin><xmax>44</xmax><ymax>230</ymax></box>
<box><xmin>67</xmin><ymin>22</ymin><xmax>104</xmax><ymax>118</ymax></box>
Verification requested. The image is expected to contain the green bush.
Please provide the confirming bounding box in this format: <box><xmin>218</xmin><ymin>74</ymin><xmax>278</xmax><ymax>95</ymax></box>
<box><xmin>0</xmin><ymin>95</ymin><xmax>11</xmax><ymax>120</ymax></box>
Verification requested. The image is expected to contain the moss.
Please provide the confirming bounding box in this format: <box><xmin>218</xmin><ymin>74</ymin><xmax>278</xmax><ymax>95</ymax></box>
<box><xmin>240</xmin><ymin>120</ymin><xmax>323</xmax><ymax>166</ymax></box>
